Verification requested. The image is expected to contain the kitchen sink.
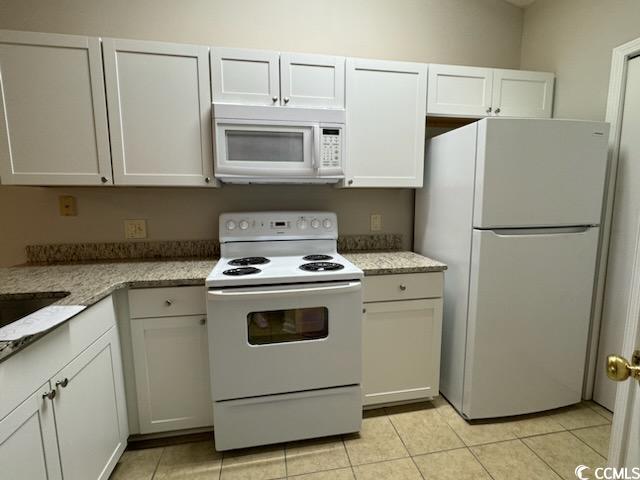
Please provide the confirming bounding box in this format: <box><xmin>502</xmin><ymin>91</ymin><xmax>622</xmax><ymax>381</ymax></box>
<box><xmin>0</xmin><ymin>293</ymin><xmax>70</xmax><ymax>329</ymax></box>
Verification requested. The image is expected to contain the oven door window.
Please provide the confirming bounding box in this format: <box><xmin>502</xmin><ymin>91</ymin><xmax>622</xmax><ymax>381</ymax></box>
<box><xmin>227</xmin><ymin>130</ymin><xmax>304</xmax><ymax>163</ymax></box>
<box><xmin>247</xmin><ymin>307</ymin><xmax>328</xmax><ymax>345</ymax></box>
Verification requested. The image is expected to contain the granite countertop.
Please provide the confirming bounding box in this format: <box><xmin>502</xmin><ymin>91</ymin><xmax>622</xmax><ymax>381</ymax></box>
<box><xmin>0</xmin><ymin>251</ymin><xmax>445</xmax><ymax>362</ymax></box>
<box><xmin>0</xmin><ymin>251</ymin><xmax>446</xmax><ymax>307</ymax></box>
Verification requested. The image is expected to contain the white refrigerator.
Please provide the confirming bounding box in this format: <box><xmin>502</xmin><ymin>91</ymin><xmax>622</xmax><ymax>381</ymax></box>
<box><xmin>415</xmin><ymin>118</ymin><xmax>609</xmax><ymax>419</ymax></box>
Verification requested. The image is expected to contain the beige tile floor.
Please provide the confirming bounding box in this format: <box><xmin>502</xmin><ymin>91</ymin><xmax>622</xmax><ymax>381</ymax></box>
<box><xmin>110</xmin><ymin>397</ymin><xmax>612</xmax><ymax>480</ymax></box>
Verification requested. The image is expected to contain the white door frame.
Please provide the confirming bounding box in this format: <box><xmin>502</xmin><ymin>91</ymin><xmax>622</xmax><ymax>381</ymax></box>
<box><xmin>585</xmin><ymin>36</ymin><xmax>640</xmax><ymax>400</ymax></box>
<box><xmin>607</xmin><ymin>216</ymin><xmax>640</xmax><ymax>466</ymax></box>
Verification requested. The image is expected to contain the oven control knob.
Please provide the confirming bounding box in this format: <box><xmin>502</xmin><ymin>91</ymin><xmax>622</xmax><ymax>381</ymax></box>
<box><xmin>322</xmin><ymin>218</ymin><xmax>332</xmax><ymax>229</ymax></box>
<box><xmin>226</xmin><ymin>220</ymin><xmax>237</xmax><ymax>231</ymax></box>
<box><xmin>297</xmin><ymin>219</ymin><xmax>308</xmax><ymax>230</ymax></box>
<box><xmin>311</xmin><ymin>219</ymin><xmax>321</xmax><ymax>229</ymax></box>
<box><xmin>239</xmin><ymin>220</ymin><xmax>250</xmax><ymax>230</ymax></box>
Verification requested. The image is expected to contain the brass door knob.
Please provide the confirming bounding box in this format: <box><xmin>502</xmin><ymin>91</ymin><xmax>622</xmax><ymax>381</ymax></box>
<box><xmin>606</xmin><ymin>350</ymin><xmax>640</xmax><ymax>383</ymax></box>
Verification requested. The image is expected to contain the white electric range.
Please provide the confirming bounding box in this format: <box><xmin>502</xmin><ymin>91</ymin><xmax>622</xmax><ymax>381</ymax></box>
<box><xmin>206</xmin><ymin>212</ymin><xmax>364</xmax><ymax>451</ymax></box>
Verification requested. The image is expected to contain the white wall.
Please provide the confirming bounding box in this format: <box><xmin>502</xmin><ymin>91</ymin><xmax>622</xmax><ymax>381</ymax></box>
<box><xmin>0</xmin><ymin>0</ymin><xmax>525</xmax><ymax>266</ymax></box>
<box><xmin>0</xmin><ymin>0</ymin><xmax>524</xmax><ymax>67</ymax></box>
<box><xmin>520</xmin><ymin>0</ymin><xmax>640</xmax><ymax>120</ymax></box>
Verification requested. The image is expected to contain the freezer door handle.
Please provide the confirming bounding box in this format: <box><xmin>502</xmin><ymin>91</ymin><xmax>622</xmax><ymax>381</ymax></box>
<box><xmin>488</xmin><ymin>226</ymin><xmax>592</xmax><ymax>236</ymax></box>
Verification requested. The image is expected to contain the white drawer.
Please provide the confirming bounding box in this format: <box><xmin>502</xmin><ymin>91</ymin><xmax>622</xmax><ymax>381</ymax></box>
<box><xmin>128</xmin><ymin>286</ymin><xmax>205</xmax><ymax>319</ymax></box>
<box><xmin>363</xmin><ymin>272</ymin><xmax>443</xmax><ymax>302</ymax></box>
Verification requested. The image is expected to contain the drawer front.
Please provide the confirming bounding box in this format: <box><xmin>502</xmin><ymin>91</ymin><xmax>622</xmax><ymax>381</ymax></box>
<box><xmin>363</xmin><ymin>272</ymin><xmax>443</xmax><ymax>302</ymax></box>
<box><xmin>128</xmin><ymin>286</ymin><xmax>205</xmax><ymax>318</ymax></box>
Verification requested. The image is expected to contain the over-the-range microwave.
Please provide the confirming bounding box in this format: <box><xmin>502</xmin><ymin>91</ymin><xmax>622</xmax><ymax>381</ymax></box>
<box><xmin>212</xmin><ymin>103</ymin><xmax>345</xmax><ymax>184</ymax></box>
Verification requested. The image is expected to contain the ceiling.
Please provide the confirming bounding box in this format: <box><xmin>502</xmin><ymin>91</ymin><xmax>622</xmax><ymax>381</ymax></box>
<box><xmin>503</xmin><ymin>0</ymin><xmax>536</xmax><ymax>7</ymax></box>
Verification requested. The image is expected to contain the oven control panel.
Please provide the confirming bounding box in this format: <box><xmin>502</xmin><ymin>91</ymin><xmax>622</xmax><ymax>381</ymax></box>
<box><xmin>220</xmin><ymin>212</ymin><xmax>338</xmax><ymax>241</ymax></box>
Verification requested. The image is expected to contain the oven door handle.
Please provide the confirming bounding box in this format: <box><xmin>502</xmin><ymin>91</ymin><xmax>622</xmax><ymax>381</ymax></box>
<box><xmin>208</xmin><ymin>281</ymin><xmax>361</xmax><ymax>301</ymax></box>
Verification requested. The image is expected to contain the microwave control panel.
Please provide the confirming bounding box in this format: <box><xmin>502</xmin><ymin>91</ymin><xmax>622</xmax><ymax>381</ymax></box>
<box><xmin>320</xmin><ymin>128</ymin><xmax>342</xmax><ymax>169</ymax></box>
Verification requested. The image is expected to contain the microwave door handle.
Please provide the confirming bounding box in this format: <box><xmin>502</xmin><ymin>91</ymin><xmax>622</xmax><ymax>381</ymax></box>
<box><xmin>313</xmin><ymin>127</ymin><xmax>321</xmax><ymax>171</ymax></box>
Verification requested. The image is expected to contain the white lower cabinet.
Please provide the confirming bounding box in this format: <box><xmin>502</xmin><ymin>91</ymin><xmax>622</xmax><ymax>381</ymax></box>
<box><xmin>131</xmin><ymin>315</ymin><xmax>212</xmax><ymax>433</ymax></box>
<box><xmin>362</xmin><ymin>273</ymin><xmax>444</xmax><ymax>407</ymax></box>
<box><xmin>53</xmin><ymin>326</ymin><xmax>127</xmax><ymax>480</ymax></box>
<box><xmin>128</xmin><ymin>286</ymin><xmax>212</xmax><ymax>434</ymax></box>
<box><xmin>0</xmin><ymin>296</ymin><xmax>128</xmax><ymax>480</ymax></box>
<box><xmin>0</xmin><ymin>382</ymin><xmax>62</xmax><ymax>480</ymax></box>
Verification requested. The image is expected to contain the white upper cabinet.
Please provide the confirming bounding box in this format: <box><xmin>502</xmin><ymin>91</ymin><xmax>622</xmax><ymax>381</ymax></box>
<box><xmin>211</xmin><ymin>47</ymin><xmax>280</xmax><ymax>106</ymax></box>
<box><xmin>0</xmin><ymin>30</ymin><xmax>112</xmax><ymax>185</ymax></box>
<box><xmin>103</xmin><ymin>38</ymin><xmax>215</xmax><ymax>187</ymax></box>
<box><xmin>427</xmin><ymin>64</ymin><xmax>493</xmax><ymax>117</ymax></box>
<box><xmin>280</xmin><ymin>53</ymin><xmax>344</xmax><ymax>108</ymax></box>
<box><xmin>427</xmin><ymin>64</ymin><xmax>554</xmax><ymax>118</ymax></box>
<box><xmin>212</xmin><ymin>47</ymin><xmax>345</xmax><ymax>108</ymax></box>
<box><xmin>491</xmin><ymin>69</ymin><xmax>554</xmax><ymax>118</ymax></box>
<box><xmin>345</xmin><ymin>58</ymin><xmax>427</xmax><ymax>188</ymax></box>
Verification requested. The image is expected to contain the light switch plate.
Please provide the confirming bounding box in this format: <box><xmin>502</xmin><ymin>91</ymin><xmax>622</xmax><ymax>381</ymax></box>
<box><xmin>370</xmin><ymin>214</ymin><xmax>382</xmax><ymax>232</ymax></box>
<box><xmin>124</xmin><ymin>219</ymin><xmax>147</xmax><ymax>239</ymax></box>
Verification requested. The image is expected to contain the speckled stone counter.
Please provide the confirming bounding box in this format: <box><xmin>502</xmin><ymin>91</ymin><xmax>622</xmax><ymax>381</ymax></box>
<box><xmin>0</xmin><ymin>252</ymin><xmax>445</xmax><ymax>361</ymax></box>
<box><xmin>1</xmin><ymin>251</ymin><xmax>445</xmax><ymax>307</ymax></box>
<box><xmin>0</xmin><ymin>260</ymin><xmax>216</xmax><ymax>306</ymax></box>
<box><xmin>344</xmin><ymin>251</ymin><xmax>447</xmax><ymax>276</ymax></box>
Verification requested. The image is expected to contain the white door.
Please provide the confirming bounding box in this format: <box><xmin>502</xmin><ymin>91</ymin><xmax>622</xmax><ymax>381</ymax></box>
<box><xmin>426</xmin><ymin>64</ymin><xmax>493</xmax><ymax>117</ymax></box>
<box><xmin>595</xmin><ymin>57</ymin><xmax>640</xmax><ymax>411</ymax></box>
<box><xmin>474</xmin><ymin>118</ymin><xmax>609</xmax><ymax>228</ymax></box>
<box><xmin>0</xmin><ymin>382</ymin><xmax>62</xmax><ymax>480</ymax></box>
<box><xmin>53</xmin><ymin>327</ymin><xmax>127</xmax><ymax>480</ymax></box>
<box><xmin>211</xmin><ymin>47</ymin><xmax>280</xmax><ymax>106</ymax></box>
<box><xmin>345</xmin><ymin>58</ymin><xmax>427</xmax><ymax>188</ymax></box>
<box><xmin>464</xmin><ymin>227</ymin><xmax>600</xmax><ymax>419</ymax></box>
<box><xmin>280</xmin><ymin>53</ymin><xmax>345</xmax><ymax>108</ymax></box>
<box><xmin>362</xmin><ymin>299</ymin><xmax>442</xmax><ymax>406</ymax></box>
<box><xmin>207</xmin><ymin>281</ymin><xmax>362</xmax><ymax>400</ymax></box>
<box><xmin>607</xmin><ymin>217</ymin><xmax>640</xmax><ymax>468</ymax></box>
<box><xmin>0</xmin><ymin>30</ymin><xmax>111</xmax><ymax>185</ymax></box>
<box><xmin>131</xmin><ymin>315</ymin><xmax>212</xmax><ymax>433</ymax></box>
<box><xmin>103</xmin><ymin>38</ymin><xmax>214</xmax><ymax>187</ymax></box>
<box><xmin>491</xmin><ymin>69</ymin><xmax>554</xmax><ymax>118</ymax></box>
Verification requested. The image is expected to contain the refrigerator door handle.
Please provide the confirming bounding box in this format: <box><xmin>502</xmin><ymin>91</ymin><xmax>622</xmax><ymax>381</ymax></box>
<box><xmin>488</xmin><ymin>226</ymin><xmax>592</xmax><ymax>236</ymax></box>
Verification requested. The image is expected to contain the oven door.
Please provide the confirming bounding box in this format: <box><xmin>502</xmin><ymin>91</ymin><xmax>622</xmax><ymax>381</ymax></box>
<box><xmin>207</xmin><ymin>281</ymin><xmax>362</xmax><ymax>401</ymax></box>
<box><xmin>214</xmin><ymin>120</ymin><xmax>316</xmax><ymax>177</ymax></box>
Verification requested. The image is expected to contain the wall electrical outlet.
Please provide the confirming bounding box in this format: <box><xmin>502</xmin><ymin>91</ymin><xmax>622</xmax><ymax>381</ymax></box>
<box><xmin>370</xmin><ymin>214</ymin><xmax>382</xmax><ymax>232</ymax></box>
<box><xmin>124</xmin><ymin>219</ymin><xmax>147</xmax><ymax>239</ymax></box>
<box><xmin>58</xmin><ymin>195</ymin><xmax>77</xmax><ymax>216</ymax></box>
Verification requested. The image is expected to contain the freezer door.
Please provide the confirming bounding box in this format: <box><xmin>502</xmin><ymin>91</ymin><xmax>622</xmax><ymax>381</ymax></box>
<box><xmin>473</xmin><ymin>119</ymin><xmax>609</xmax><ymax>228</ymax></box>
<box><xmin>462</xmin><ymin>227</ymin><xmax>599</xmax><ymax>419</ymax></box>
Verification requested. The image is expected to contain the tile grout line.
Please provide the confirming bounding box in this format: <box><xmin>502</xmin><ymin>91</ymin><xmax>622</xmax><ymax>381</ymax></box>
<box><xmin>466</xmin><ymin>445</ymin><xmax>498</xmax><ymax>480</ymax></box>
<box><xmin>567</xmin><ymin>428</ymin><xmax>609</xmax><ymax>461</ymax></box>
<box><xmin>583</xmin><ymin>402</ymin><xmax>614</xmax><ymax>422</ymax></box>
<box><xmin>519</xmin><ymin>436</ymin><xmax>566</xmax><ymax>479</ymax></box>
<box><xmin>149</xmin><ymin>446</ymin><xmax>165</xmax><ymax>480</ymax></box>
<box><xmin>383</xmin><ymin>406</ymin><xmax>427</xmax><ymax>480</ymax></box>
<box><xmin>283</xmin><ymin>442</ymin><xmax>288</xmax><ymax>478</ymax></box>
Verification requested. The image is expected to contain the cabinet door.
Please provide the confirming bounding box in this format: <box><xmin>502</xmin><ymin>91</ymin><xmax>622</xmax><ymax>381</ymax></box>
<box><xmin>345</xmin><ymin>58</ymin><xmax>427</xmax><ymax>188</ymax></box>
<box><xmin>103</xmin><ymin>38</ymin><xmax>214</xmax><ymax>187</ymax></box>
<box><xmin>363</xmin><ymin>299</ymin><xmax>442</xmax><ymax>406</ymax></box>
<box><xmin>0</xmin><ymin>30</ymin><xmax>111</xmax><ymax>185</ymax></box>
<box><xmin>0</xmin><ymin>382</ymin><xmax>62</xmax><ymax>480</ymax></box>
<box><xmin>131</xmin><ymin>315</ymin><xmax>212</xmax><ymax>433</ymax></box>
<box><xmin>427</xmin><ymin>64</ymin><xmax>494</xmax><ymax>117</ymax></box>
<box><xmin>491</xmin><ymin>69</ymin><xmax>554</xmax><ymax>118</ymax></box>
<box><xmin>280</xmin><ymin>53</ymin><xmax>345</xmax><ymax>108</ymax></box>
<box><xmin>53</xmin><ymin>327</ymin><xmax>127</xmax><ymax>480</ymax></box>
<box><xmin>211</xmin><ymin>47</ymin><xmax>280</xmax><ymax>106</ymax></box>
